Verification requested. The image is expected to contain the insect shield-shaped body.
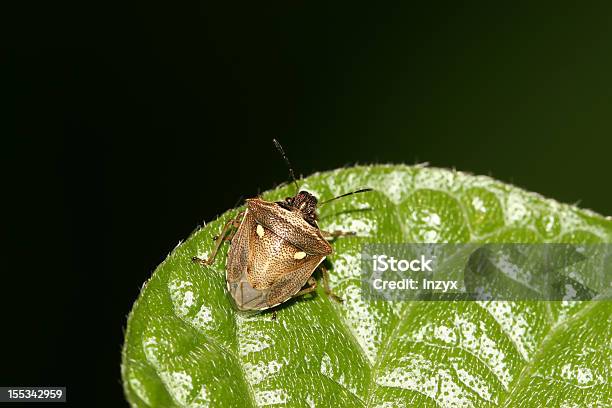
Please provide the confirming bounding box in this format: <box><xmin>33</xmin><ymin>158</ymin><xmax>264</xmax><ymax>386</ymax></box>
<box><xmin>225</xmin><ymin>192</ymin><xmax>331</xmax><ymax>310</ymax></box>
<box><xmin>193</xmin><ymin>140</ymin><xmax>371</xmax><ymax>311</ymax></box>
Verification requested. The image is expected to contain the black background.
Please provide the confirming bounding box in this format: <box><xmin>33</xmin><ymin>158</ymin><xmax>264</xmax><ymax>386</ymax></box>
<box><xmin>4</xmin><ymin>2</ymin><xmax>612</xmax><ymax>406</ymax></box>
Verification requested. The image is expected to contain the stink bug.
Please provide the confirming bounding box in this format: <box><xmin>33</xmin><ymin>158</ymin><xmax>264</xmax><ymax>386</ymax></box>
<box><xmin>193</xmin><ymin>140</ymin><xmax>371</xmax><ymax>311</ymax></box>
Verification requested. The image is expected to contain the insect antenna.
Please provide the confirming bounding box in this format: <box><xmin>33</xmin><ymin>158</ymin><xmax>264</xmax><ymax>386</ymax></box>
<box><xmin>272</xmin><ymin>139</ymin><xmax>300</xmax><ymax>193</ymax></box>
<box><xmin>320</xmin><ymin>188</ymin><xmax>373</xmax><ymax>206</ymax></box>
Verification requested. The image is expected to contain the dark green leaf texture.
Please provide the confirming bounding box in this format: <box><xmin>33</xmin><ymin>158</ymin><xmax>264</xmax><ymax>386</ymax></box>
<box><xmin>122</xmin><ymin>165</ymin><xmax>611</xmax><ymax>407</ymax></box>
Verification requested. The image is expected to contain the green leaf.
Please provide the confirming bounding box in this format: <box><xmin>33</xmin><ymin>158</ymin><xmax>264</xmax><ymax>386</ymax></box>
<box><xmin>121</xmin><ymin>165</ymin><xmax>612</xmax><ymax>407</ymax></box>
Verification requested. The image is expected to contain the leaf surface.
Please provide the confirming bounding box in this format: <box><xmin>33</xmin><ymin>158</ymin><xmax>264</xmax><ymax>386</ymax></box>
<box><xmin>122</xmin><ymin>165</ymin><xmax>612</xmax><ymax>407</ymax></box>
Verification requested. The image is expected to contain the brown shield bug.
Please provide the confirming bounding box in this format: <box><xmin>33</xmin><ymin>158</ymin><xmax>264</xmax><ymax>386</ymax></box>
<box><xmin>192</xmin><ymin>140</ymin><xmax>371</xmax><ymax>311</ymax></box>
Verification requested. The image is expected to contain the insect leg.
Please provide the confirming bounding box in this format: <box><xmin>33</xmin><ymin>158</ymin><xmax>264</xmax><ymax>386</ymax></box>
<box><xmin>322</xmin><ymin>230</ymin><xmax>356</xmax><ymax>239</ymax></box>
<box><xmin>320</xmin><ymin>265</ymin><xmax>344</xmax><ymax>303</ymax></box>
<box><xmin>292</xmin><ymin>277</ymin><xmax>317</xmax><ymax>298</ymax></box>
<box><xmin>192</xmin><ymin>211</ymin><xmax>244</xmax><ymax>266</ymax></box>
<box><xmin>219</xmin><ymin>215</ymin><xmax>242</xmax><ymax>242</ymax></box>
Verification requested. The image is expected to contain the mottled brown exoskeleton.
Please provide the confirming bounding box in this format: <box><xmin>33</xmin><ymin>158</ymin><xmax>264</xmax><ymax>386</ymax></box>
<box><xmin>193</xmin><ymin>140</ymin><xmax>371</xmax><ymax>311</ymax></box>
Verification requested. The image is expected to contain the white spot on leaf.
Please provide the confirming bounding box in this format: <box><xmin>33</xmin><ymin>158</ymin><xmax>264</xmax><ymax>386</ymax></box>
<box><xmin>255</xmin><ymin>389</ymin><xmax>289</xmax><ymax>406</ymax></box>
